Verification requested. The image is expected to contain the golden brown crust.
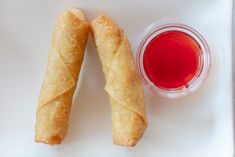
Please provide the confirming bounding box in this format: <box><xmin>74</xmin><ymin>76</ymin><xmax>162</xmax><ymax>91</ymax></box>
<box><xmin>35</xmin><ymin>9</ymin><xmax>89</xmax><ymax>145</ymax></box>
<box><xmin>35</xmin><ymin>135</ymin><xmax>62</xmax><ymax>145</ymax></box>
<box><xmin>91</xmin><ymin>15</ymin><xmax>147</xmax><ymax>147</ymax></box>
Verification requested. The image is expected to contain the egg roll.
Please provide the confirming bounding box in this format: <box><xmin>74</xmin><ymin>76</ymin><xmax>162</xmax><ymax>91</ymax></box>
<box><xmin>35</xmin><ymin>9</ymin><xmax>89</xmax><ymax>145</ymax></box>
<box><xmin>91</xmin><ymin>15</ymin><xmax>147</xmax><ymax>147</ymax></box>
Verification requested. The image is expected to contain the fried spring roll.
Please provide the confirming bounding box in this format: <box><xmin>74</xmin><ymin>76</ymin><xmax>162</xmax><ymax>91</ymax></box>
<box><xmin>35</xmin><ymin>9</ymin><xmax>89</xmax><ymax>145</ymax></box>
<box><xmin>91</xmin><ymin>15</ymin><xmax>147</xmax><ymax>147</ymax></box>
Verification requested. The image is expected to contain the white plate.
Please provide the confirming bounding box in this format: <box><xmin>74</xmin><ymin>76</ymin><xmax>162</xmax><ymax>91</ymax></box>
<box><xmin>0</xmin><ymin>0</ymin><xmax>233</xmax><ymax>157</ymax></box>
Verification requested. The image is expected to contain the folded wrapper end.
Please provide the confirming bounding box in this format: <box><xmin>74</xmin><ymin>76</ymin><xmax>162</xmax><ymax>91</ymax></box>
<box><xmin>68</xmin><ymin>8</ymin><xmax>86</xmax><ymax>20</ymax></box>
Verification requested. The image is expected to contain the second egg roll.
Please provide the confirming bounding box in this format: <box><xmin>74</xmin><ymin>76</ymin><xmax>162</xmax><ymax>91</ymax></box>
<box><xmin>35</xmin><ymin>9</ymin><xmax>89</xmax><ymax>145</ymax></box>
<box><xmin>91</xmin><ymin>15</ymin><xmax>147</xmax><ymax>147</ymax></box>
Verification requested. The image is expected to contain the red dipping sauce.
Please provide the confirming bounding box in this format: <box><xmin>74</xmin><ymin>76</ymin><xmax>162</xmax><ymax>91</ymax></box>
<box><xmin>137</xmin><ymin>24</ymin><xmax>210</xmax><ymax>98</ymax></box>
<box><xmin>143</xmin><ymin>30</ymin><xmax>200</xmax><ymax>89</ymax></box>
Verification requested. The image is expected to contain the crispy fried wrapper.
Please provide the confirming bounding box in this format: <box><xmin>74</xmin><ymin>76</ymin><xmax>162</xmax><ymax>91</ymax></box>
<box><xmin>35</xmin><ymin>9</ymin><xmax>89</xmax><ymax>145</ymax></box>
<box><xmin>91</xmin><ymin>15</ymin><xmax>147</xmax><ymax>147</ymax></box>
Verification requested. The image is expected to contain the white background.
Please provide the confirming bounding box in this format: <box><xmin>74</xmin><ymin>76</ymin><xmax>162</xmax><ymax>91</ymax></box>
<box><xmin>0</xmin><ymin>0</ymin><xmax>233</xmax><ymax>157</ymax></box>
